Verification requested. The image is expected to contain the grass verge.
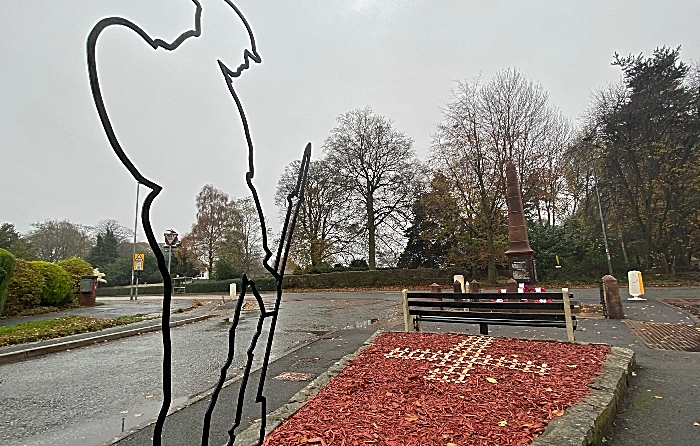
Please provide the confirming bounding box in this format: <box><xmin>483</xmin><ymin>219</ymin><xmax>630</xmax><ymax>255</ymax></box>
<box><xmin>0</xmin><ymin>315</ymin><xmax>145</xmax><ymax>347</ymax></box>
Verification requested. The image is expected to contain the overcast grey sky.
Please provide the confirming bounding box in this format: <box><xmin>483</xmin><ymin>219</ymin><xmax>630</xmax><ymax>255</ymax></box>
<box><xmin>2</xmin><ymin>0</ymin><xmax>699</xmax><ymax>242</ymax></box>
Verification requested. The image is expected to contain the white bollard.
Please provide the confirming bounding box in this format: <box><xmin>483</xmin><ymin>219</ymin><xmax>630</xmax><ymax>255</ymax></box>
<box><xmin>229</xmin><ymin>283</ymin><xmax>237</xmax><ymax>301</ymax></box>
<box><xmin>627</xmin><ymin>271</ymin><xmax>646</xmax><ymax>301</ymax></box>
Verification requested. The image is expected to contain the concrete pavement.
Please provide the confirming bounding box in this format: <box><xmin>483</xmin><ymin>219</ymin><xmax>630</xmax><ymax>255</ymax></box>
<box><xmin>1</xmin><ymin>287</ymin><xmax>699</xmax><ymax>445</ymax></box>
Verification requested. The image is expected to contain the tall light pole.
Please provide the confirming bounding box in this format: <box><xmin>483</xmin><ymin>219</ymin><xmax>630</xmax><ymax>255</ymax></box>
<box><xmin>593</xmin><ymin>168</ymin><xmax>614</xmax><ymax>276</ymax></box>
<box><xmin>130</xmin><ymin>182</ymin><xmax>140</xmax><ymax>300</ymax></box>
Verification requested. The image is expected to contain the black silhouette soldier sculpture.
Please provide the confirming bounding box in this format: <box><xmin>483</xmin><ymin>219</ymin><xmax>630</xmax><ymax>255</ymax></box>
<box><xmin>87</xmin><ymin>1</ymin><xmax>311</xmax><ymax>445</ymax></box>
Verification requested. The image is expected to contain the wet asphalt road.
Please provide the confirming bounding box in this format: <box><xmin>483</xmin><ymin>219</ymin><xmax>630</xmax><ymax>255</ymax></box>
<box><xmin>0</xmin><ymin>292</ymin><xmax>402</xmax><ymax>446</ymax></box>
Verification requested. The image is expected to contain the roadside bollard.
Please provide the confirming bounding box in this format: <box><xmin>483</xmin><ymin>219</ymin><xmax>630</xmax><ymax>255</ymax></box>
<box><xmin>470</xmin><ymin>280</ymin><xmax>480</xmax><ymax>293</ymax></box>
<box><xmin>603</xmin><ymin>275</ymin><xmax>625</xmax><ymax>319</ymax></box>
<box><xmin>506</xmin><ymin>278</ymin><xmax>518</xmax><ymax>293</ymax></box>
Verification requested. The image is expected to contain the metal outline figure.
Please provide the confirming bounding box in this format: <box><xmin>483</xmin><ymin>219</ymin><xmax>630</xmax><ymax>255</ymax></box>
<box><xmin>86</xmin><ymin>1</ymin><xmax>310</xmax><ymax>444</ymax></box>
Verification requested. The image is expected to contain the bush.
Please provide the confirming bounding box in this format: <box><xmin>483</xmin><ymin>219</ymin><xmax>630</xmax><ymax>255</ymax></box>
<box><xmin>95</xmin><ymin>267</ymin><xmax>482</xmax><ymax>296</ymax></box>
<box><xmin>213</xmin><ymin>258</ymin><xmax>243</xmax><ymax>281</ymax></box>
<box><xmin>4</xmin><ymin>259</ymin><xmax>44</xmax><ymax>315</ymax></box>
<box><xmin>32</xmin><ymin>261</ymin><xmax>72</xmax><ymax>306</ymax></box>
<box><xmin>0</xmin><ymin>248</ymin><xmax>17</xmax><ymax>313</ymax></box>
<box><xmin>282</xmin><ymin>267</ymin><xmax>468</xmax><ymax>289</ymax></box>
<box><xmin>58</xmin><ymin>257</ymin><xmax>94</xmax><ymax>292</ymax></box>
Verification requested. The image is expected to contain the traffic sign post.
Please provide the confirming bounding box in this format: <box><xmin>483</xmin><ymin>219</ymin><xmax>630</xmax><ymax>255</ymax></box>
<box><xmin>164</xmin><ymin>230</ymin><xmax>178</xmax><ymax>274</ymax></box>
<box><xmin>132</xmin><ymin>253</ymin><xmax>144</xmax><ymax>300</ymax></box>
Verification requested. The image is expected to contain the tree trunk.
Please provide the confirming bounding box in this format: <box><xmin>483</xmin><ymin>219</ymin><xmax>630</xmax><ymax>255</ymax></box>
<box><xmin>367</xmin><ymin>191</ymin><xmax>376</xmax><ymax>270</ymax></box>
<box><xmin>487</xmin><ymin>232</ymin><xmax>496</xmax><ymax>283</ymax></box>
<box><xmin>618</xmin><ymin>226</ymin><xmax>630</xmax><ymax>267</ymax></box>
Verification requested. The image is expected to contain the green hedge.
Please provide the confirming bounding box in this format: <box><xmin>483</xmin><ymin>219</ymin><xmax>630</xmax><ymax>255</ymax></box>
<box><xmin>32</xmin><ymin>261</ymin><xmax>72</xmax><ymax>306</ymax></box>
<box><xmin>97</xmin><ymin>268</ymin><xmax>472</xmax><ymax>296</ymax></box>
<box><xmin>4</xmin><ymin>259</ymin><xmax>44</xmax><ymax>315</ymax></box>
<box><xmin>58</xmin><ymin>257</ymin><xmax>94</xmax><ymax>293</ymax></box>
<box><xmin>282</xmin><ymin>267</ymin><xmax>468</xmax><ymax>289</ymax></box>
<box><xmin>0</xmin><ymin>248</ymin><xmax>17</xmax><ymax>312</ymax></box>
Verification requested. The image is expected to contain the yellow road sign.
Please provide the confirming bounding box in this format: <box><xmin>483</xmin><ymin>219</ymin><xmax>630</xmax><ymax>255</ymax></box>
<box><xmin>134</xmin><ymin>253</ymin><xmax>145</xmax><ymax>271</ymax></box>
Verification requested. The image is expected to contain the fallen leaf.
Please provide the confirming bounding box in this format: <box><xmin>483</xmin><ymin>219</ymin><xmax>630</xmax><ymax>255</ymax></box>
<box><xmin>447</xmin><ymin>443</ymin><xmax>458</xmax><ymax>446</ymax></box>
<box><xmin>631</xmin><ymin>371</ymin><xmax>637</xmax><ymax>377</ymax></box>
<box><xmin>145</xmin><ymin>395</ymin><xmax>154</xmax><ymax>399</ymax></box>
<box><xmin>498</xmin><ymin>420</ymin><xmax>507</xmax><ymax>426</ymax></box>
<box><xmin>486</xmin><ymin>377</ymin><xmax>497</xmax><ymax>383</ymax></box>
<box><xmin>405</xmin><ymin>414</ymin><xmax>419</xmax><ymax>422</ymax></box>
<box><xmin>545</xmin><ymin>388</ymin><xmax>553</xmax><ymax>392</ymax></box>
<box><xmin>693</xmin><ymin>422</ymin><xmax>699</xmax><ymax>426</ymax></box>
<box><xmin>134</xmin><ymin>413</ymin><xmax>142</xmax><ymax>417</ymax></box>
<box><xmin>552</xmin><ymin>409</ymin><xmax>565</xmax><ymax>416</ymax></box>
<box><xmin>120</xmin><ymin>410</ymin><xmax>128</xmax><ymax>414</ymax></box>
<box><xmin>386</xmin><ymin>392</ymin><xmax>393</xmax><ymax>396</ymax></box>
<box><xmin>567</xmin><ymin>364</ymin><xmax>578</xmax><ymax>368</ymax></box>
<box><xmin>654</xmin><ymin>395</ymin><xmax>663</xmax><ymax>399</ymax></box>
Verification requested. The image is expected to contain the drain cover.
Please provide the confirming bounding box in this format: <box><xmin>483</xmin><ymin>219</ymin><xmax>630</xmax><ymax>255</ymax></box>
<box><xmin>663</xmin><ymin>299</ymin><xmax>700</xmax><ymax>318</ymax></box>
<box><xmin>623</xmin><ymin>319</ymin><xmax>700</xmax><ymax>351</ymax></box>
<box><xmin>274</xmin><ymin>372</ymin><xmax>316</xmax><ymax>381</ymax></box>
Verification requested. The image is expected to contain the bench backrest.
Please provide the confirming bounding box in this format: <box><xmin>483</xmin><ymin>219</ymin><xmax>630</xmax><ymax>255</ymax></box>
<box><xmin>406</xmin><ymin>292</ymin><xmax>571</xmax><ymax>300</ymax></box>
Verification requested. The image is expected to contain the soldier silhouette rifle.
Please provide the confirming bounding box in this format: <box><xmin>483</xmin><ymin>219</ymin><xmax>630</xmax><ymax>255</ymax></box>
<box><xmin>87</xmin><ymin>2</ymin><xmax>310</xmax><ymax>444</ymax></box>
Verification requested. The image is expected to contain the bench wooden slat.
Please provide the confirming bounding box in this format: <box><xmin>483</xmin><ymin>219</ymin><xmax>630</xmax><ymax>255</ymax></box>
<box><xmin>406</xmin><ymin>300</ymin><xmax>575</xmax><ymax>311</ymax></box>
<box><xmin>406</xmin><ymin>292</ymin><xmax>572</xmax><ymax>300</ymax></box>
<box><xmin>417</xmin><ymin>315</ymin><xmax>576</xmax><ymax>329</ymax></box>
<box><xmin>409</xmin><ymin>309</ymin><xmax>574</xmax><ymax>322</ymax></box>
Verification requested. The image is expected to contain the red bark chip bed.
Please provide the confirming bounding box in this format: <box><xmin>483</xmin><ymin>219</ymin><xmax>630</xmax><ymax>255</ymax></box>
<box><xmin>263</xmin><ymin>332</ymin><xmax>611</xmax><ymax>446</ymax></box>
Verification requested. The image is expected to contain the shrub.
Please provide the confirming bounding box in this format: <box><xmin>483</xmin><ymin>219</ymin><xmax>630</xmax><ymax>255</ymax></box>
<box><xmin>58</xmin><ymin>257</ymin><xmax>94</xmax><ymax>292</ymax></box>
<box><xmin>0</xmin><ymin>248</ymin><xmax>17</xmax><ymax>313</ymax></box>
<box><xmin>4</xmin><ymin>259</ymin><xmax>44</xmax><ymax>315</ymax></box>
<box><xmin>31</xmin><ymin>261</ymin><xmax>72</xmax><ymax>306</ymax></box>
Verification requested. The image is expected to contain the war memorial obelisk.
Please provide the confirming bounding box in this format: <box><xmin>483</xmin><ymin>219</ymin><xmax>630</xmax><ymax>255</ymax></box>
<box><xmin>504</xmin><ymin>161</ymin><xmax>536</xmax><ymax>284</ymax></box>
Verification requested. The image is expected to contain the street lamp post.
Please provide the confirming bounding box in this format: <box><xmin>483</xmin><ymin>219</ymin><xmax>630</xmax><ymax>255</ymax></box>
<box><xmin>593</xmin><ymin>168</ymin><xmax>614</xmax><ymax>276</ymax></box>
<box><xmin>130</xmin><ymin>182</ymin><xmax>140</xmax><ymax>300</ymax></box>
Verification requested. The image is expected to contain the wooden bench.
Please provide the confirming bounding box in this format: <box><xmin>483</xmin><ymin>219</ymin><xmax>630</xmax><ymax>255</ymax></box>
<box><xmin>402</xmin><ymin>289</ymin><xmax>577</xmax><ymax>341</ymax></box>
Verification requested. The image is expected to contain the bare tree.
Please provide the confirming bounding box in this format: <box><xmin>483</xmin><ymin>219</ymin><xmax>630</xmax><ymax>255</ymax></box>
<box><xmin>220</xmin><ymin>197</ymin><xmax>265</xmax><ymax>276</ymax></box>
<box><xmin>177</xmin><ymin>185</ymin><xmax>233</xmax><ymax>278</ymax></box>
<box><xmin>93</xmin><ymin>219</ymin><xmax>133</xmax><ymax>243</ymax></box>
<box><xmin>275</xmin><ymin>159</ymin><xmax>354</xmax><ymax>269</ymax></box>
<box><xmin>323</xmin><ymin>107</ymin><xmax>419</xmax><ymax>269</ymax></box>
<box><xmin>429</xmin><ymin>70</ymin><xmax>571</xmax><ymax>281</ymax></box>
<box><xmin>28</xmin><ymin>219</ymin><xmax>93</xmax><ymax>262</ymax></box>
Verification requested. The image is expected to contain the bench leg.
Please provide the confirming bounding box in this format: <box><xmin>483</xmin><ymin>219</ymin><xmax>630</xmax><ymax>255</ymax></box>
<box><xmin>479</xmin><ymin>323</ymin><xmax>488</xmax><ymax>335</ymax></box>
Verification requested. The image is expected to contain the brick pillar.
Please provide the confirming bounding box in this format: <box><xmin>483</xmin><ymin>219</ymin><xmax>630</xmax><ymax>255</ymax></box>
<box><xmin>603</xmin><ymin>275</ymin><xmax>625</xmax><ymax>319</ymax></box>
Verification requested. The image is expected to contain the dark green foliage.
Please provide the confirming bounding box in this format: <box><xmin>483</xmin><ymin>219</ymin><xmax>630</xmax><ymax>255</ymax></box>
<box><xmin>97</xmin><ymin>267</ymin><xmax>480</xmax><ymax>296</ymax></box>
<box><xmin>31</xmin><ymin>261</ymin><xmax>72</xmax><ymax>306</ymax></box>
<box><xmin>348</xmin><ymin>259</ymin><xmax>369</xmax><ymax>270</ymax></box>
<box><xmin>213</xmin><ymin>258</ymin><xmax>243</xmax><ymax>281</ymax></box>
<box><xmin>398</xmin><ymin>193</ymin><xmax>448</xmax><ymax>269</ymax></box>
<box><xmin>87</xmin><ymin>229</ymin><xmax>120</xmax><ymax>269</ymax></box>
<box><xmin>0</xmin><ymin>223</ymin><xmax>21</xmax><ymax>249</ymax></box>
<box><xmin>0</xmin><ymin>248</ymin><xmax>17</xmax><ymax>312</ymax></box>
<box><xmin>283</xmin><ymin>267</ymin><xmax>470</xmax><ymax>289</ymax></box>
<box><xmin>0</xmin><ymin>223</ymin><xmax>34</xmax><ymax>259</ymax></box>
<box><xmin>102</xmin><ymin>254</ymin><xmax>162</xmax><ymax>286</ymax></box>
<box><xmin>170</xmin><ymin>254</ymin><xmax>199</xmax><ymax>278</ymax></box>
<box><xmin>58</xmin><ymin>257</ymin><xmax>94</xmax><ymax>293</ymax></box>
<box><xmin>4</xmin><ymin>259</ymin><xmax>44</xmax><ymax>315</ymax></box>
<box><xmin>588</xmin><ymin>46</ymin><xmax>700</xmax><ymax>272</ymax></box>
